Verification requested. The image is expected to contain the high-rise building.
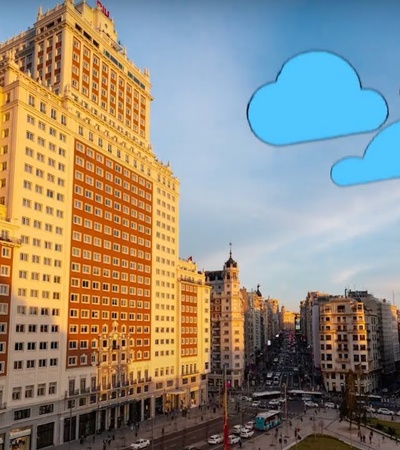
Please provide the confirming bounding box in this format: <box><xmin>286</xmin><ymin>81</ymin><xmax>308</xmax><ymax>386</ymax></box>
<box><xmin>205</xmin><ymin>249</ymin><xmax>245</xmax><ymax>390</ymax></box>
<box><xmin>0</xmin><ymin>1</ymin><xmax>209</xmax><ymax>448</ymax></box>
<box><xmin>242</xmin><ymin>286</ymin><xmax>267</xmax><ymax>367</ymax></box>
<box><xmin>265</xmin><ymin>298</ymin><xmax>279</xmax><ymax>340</ymax></box>
<box><xmin>347</xmin><ymin>290</ymin><xmax>400</xmax><ymax>381</ymax></box>
<box><xmin>319</xmin><ymin>296</ymin><xmax>381</xmax><ymax>393</ymax></box>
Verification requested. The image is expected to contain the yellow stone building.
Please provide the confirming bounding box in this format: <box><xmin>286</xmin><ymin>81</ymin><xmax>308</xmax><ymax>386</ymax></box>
<box><xmin>0</xmin><ymin>1</ymin><xmax>210</xmax><ymax>447</ymax></box>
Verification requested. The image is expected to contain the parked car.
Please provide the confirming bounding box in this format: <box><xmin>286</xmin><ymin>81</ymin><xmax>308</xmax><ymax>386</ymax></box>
<box><xmin>130</xmin><ymin>440</ymin><xmax>150</xmax><ymax>449</ymax></box>
<box><xmin>251</xmin><ymin>400</ymin><xmax>261</xmax><ymax>407</ymax></box>
<box><xmin>268</xmin><ymin>399</ymin><xmax>280</xmax><ymax>407</ymax></box>
<box><xmin>325</xmin><ymin>402</ymin><xmax>335</xmax><ymax>409</ymax></box>
<box><xmin>366</xmin><ymin>406</ymin><xmax>376</xmax><ymax>413</ymax></box>
<box><xmin>377</xmin><ymin>408</ymin><xmax>394</xmax><ymax>415</ymax></box>
<box><xmin>208</xmin><ymin>435</ymin><xmax>223</xmax><ymax>445</ymax></box>
<box><xmin>228</xmin><ymin>435</ymin><xmax>241</xmax><ymax>445</ymax></box>
<box><xmin>240</xmin><ymin>429</ymin><xmax>255</xmax><ymax>439</ymax></box>
<box><xmin>259</xmin><ymin>402</ymin><xmax>268</xmax><ymax>409</ymax></box>
<box><xmin>304</xmin><ymin>401</ymin><xmax>319</xmax><ymax>408</ymax></box>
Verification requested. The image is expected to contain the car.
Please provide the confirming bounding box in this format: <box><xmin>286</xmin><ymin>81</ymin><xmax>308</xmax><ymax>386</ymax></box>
<box><xmin>240</xmin><ymin>429</ymin><xmax>255</xmax><ymax>439</ymax></box>
<box><xmin>183</xmin><ymin>447</ymin><xmax>201</xmax><ymax>450</ymax></box>
<box><xmin>208</xmin><ymin>435</ymin><xmax>223</xmax><ymax>445</ymax></box>
<box><xmin>377</xmin><ymin>408</ymin><xmax>394</xmax><ymax>415</ymax></box>
<box><xmin>130</xmin><ymin>439</ymin><xmax>150</xmax><ymax>449</ymax></box>
<box><xmin>259</xmin><ymin>402</ymin><xmax>268</xmax><ymax>409</ymax></box>
<box><xmin>268</xmin><ymin>399</ymin><xmax>280</xmax><ymax>406</ymax></box>
<box><xmin>232</xmin><ymin>425</ymin><xmax>247</xmax><ymax>435</ymax></box>
<box><xmin>304</xmin><ymin>401</ymin><xmax>319</xmax><ymax>408</ymax></box>
<box><xmin>245</xmin><ymin>421</ymin><xmax>255</xmax><ymax>430</ymax></box>
<box><xmin>228</xmin><ymin>435</ymin><xmax>241</xmax><ymax>444</ymax></box>
<box><xmin>325</xmin><ymin>402</ymin><xmax>335</xmax><ymax>409</ymax></box>
<box><xmin>251</xmin><ymin>400</ymin><xmax>261</xmax><ymax>407</ymax></box>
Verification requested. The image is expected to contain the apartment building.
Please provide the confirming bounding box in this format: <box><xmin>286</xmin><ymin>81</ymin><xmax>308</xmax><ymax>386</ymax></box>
<box><xmin>279</xmin><ymin>306</ymin><xmax>296</xmax><ymax>332</ymax></box>
<box><xmin>265</xmin><ymin>298</ymin><xmax>279</xmax><ymax>341</ymax></box>
<box><xmin>242</xmin><ymin>286</ymin><xmax>267</xmax><ymax>367</ymax></box>
<box><xmin>347</xmin><ymin>290</ymin><xmax>400</xmax><ymax>381</ymax></box>
<box><xmin>0</xmin><ymin>1</ymin><xmax>208</xmax><ymax>448</ymax></box>
<box><xmin>176</xmin><ymin>259</ymin><xmax>211</xmax><ymax>410</ymax></box>
<box><xmin>299</xmin><ymin>291</ymin><xmax>335</xmax><ymax>369</ymax></box>
<box><xmin>319</xmin><ymin>297</ymin><xmax>381</xmax><ymax>393</ymax></box>
<box><xmin>205</xmin><ymin>249</ymin><xmax>245</xmax><ymax>390</ymax></box>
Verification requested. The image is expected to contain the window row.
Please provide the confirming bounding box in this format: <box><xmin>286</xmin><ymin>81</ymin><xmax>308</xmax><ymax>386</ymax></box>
<box><xmin>13</xmin><ymin>358</ymin><xmax>58</xmax><ymax>370</ymax></box>
<box><xmin>14</xmin><ymin>341</ymin><xmax>59</xmax><ymax>350</ymax></box>
<box><xmin>12</xmin><ymin>382</ymin><xmax>57</xmax><ymax>401</ymax></box>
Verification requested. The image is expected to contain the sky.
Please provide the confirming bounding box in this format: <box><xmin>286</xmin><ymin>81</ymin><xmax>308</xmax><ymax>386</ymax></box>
<box><xmin>2</xmin><ymin>0</ymin><xmax>400</xmax><ymax>310</ymax></box>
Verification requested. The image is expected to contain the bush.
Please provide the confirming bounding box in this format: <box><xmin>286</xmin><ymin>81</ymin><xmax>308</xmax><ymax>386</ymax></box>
<box><xmin>387</xmin><ymin>426</ymin><xmax>396</xmax><ymax>437</ymax></box>
<box><xmin>375</xmin><ymin>423</ymin><xmax>384</xmax><ymax>431</ymax></box>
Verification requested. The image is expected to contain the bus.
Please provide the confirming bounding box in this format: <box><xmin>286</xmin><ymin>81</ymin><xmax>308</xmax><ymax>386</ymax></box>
<box><xmin>252</xmin><ymin>391</ymin><xmax>281</xmax><ymax>400</ymax></box>
<box><xmin>288</xmin><ymin>390</ymin><xmax>323</xmax><ymax>403</ymax></box>
<box><xmin>255</xmin><ymin>411</ymin><xmax>282</xmax><ymax>431</ymax></box>
<box><xmin>356</xmin><ymin>394</ymin><xmax>382</xmax><ymax>406</ymax></box>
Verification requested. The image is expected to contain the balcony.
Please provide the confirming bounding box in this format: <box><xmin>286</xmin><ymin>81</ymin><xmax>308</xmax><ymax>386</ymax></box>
<box><xmin>80</xmin><ymin>387</ymin><xmax>90</xmax><ymax>394</ymax></box>
<box><xmin>0</xmin><ymin>403</ymin><xmax>6</xmax><ymax>410</ymax></box>
<box><xmin>336</xmin><ymin>358</ymin><xmax>350</xmax><ymax>363</ymax></box>
<box><xmin>67</xmin><ymin>389</ymin><xmax>80</xmax><ymax>397</ymax></box>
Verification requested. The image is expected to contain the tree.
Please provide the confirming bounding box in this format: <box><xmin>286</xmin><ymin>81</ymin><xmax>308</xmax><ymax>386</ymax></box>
<box><xmin>339</xmin><ymin>370</ymin><xmax>364</xmax><ymax>429</ymax></box>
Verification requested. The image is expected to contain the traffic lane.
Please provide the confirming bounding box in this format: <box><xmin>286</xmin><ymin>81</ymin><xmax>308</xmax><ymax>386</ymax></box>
<box><xmin>150</xmin><ymin>412</ymin><xmax>258</xmax><ymax>450</ymax></box>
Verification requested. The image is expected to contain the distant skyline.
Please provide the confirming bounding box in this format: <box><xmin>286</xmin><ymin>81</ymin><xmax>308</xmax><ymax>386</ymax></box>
<box><xmin>2</xmin><ymin>0</ymin><xmax>400</xmax><ymax>310</ymax></box>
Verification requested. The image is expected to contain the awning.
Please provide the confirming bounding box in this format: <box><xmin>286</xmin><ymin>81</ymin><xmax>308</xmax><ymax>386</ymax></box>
<box><xmin>167</xmin><ymin>389</ymin><xmax>185</xmax><ymax>394</ymax></box>
<box><xmin>10</xmin><ymin>429</ymin><xmax>31</xmax><ymax>439</ymax></box>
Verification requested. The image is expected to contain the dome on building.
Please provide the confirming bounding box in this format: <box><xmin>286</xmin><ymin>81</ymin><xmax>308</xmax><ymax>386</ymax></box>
<box><xmin>225</xmin><ymin>243</ymin><xmax>237</xmax><ymax>268</ymax></box>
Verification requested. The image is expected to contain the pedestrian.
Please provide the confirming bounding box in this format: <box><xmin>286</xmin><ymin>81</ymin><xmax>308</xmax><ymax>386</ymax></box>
<box><xmin>369</xmin><ymin>435</ymin><xmax>372</xmax><ymax>444</ymax></box>
<box><xmin>93</xmin><ymin>435</ymin><xmax>96</xmax><ymax>443</ymax></box>
<box><xmin>112</xmin><ymin>434</ymin><xmax>115</xmax><ymax>440</ymax></box>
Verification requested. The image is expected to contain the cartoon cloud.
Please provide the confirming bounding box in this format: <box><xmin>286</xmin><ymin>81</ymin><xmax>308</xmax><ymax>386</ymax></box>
<box><xmin>247</xmin><ymin>51</ymin><xmax>388</xmax><ymax>146</ymax></box>
<box><xmin>331</xmin><ymin>121</ymin><xmax>400</xmax><ymax>186</ymax></box>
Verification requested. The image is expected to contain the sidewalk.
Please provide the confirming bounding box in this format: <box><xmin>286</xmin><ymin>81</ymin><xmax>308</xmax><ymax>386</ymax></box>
<box><xmin>54</xmin><ymin>406</ymin><xmax>220</xmax><ymax>450</ymax></box>
<box><xmin>241</xmin><ymin>409</ymin><xmax>400</xmax><ymax>450</ymax></box>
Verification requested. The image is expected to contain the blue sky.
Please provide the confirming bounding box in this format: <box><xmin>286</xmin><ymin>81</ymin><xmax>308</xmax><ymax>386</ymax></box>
<box><xmin>2</xmin><ymin>0</ymin><xmax>400</xmax><ymax>310</ymax></box>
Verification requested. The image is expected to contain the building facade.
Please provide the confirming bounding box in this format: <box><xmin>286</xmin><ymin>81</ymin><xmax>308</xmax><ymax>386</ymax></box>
<box><xmin>242</xmin><ymin>286</ymin><xmax>267</xmax><ymax>368</ymax></box>
<box><xmin>319</xmin><ymin>297</ymin><xmax>381</xmax><ymax>393</ymax></box>
<box><xmin>0</xmin><ymin>1</ymin><xmax>209</xmax><ymax>448</ymax></box>
<box><xmin>347</xmin><ymin>290</ymin><xmax>400</xmax><ymax>380</ymax></box>
<box><xmin>205</xmin><ymin>250</ymin><xmax>245</xmax><ymax>390</ymax></box>
<box><xmin>265</xmin><ymin>298</ymin><xmax>279</xmax><ymax>341</ymax></box>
